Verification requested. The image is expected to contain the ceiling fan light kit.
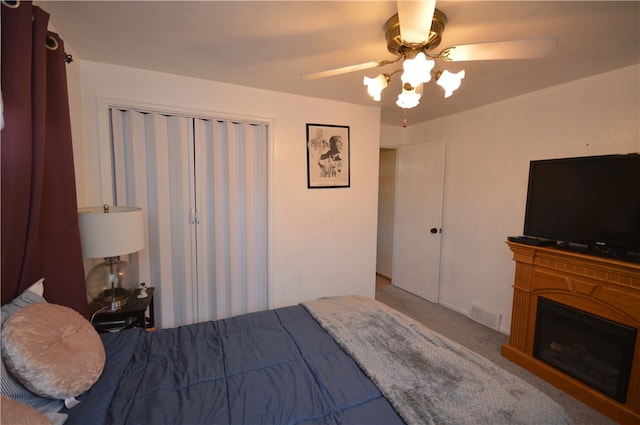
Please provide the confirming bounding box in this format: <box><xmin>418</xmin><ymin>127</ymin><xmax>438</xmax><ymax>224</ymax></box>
<box><xmin>302</xmin><ymin>1</ymin><xmax>558</xmax><ymax>112</ymax></box>
<box><xmin>369</xmin><ymin>8</ymin><xmax>461</xmax><ymax>109</ymax></box>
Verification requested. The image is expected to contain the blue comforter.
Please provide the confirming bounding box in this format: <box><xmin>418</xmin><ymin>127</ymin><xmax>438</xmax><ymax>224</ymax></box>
<box><xmin>64</xmin><ymin>305</ymin><xmax>403</xmax><ymax>425</ymax></box>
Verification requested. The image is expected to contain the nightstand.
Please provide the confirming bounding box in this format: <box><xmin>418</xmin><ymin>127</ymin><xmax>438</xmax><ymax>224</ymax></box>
<box><xmin>89</xmin><ymin>287</ymin><xmax>155</xmax><ymax>333</ymax></box>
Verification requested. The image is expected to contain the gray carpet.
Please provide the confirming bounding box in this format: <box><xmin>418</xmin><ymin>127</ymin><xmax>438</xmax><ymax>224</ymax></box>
<box><xmin>375</xmin><ymin>278</ymin><xmax>618</xmax><ymax>425</ymax></box>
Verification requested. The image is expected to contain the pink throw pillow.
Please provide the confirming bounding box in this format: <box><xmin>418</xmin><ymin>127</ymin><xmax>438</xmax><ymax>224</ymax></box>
<box><xmin>1</xmin><ymin>303</ymin><xmax>105</xmax><ymax>400</ymax></box>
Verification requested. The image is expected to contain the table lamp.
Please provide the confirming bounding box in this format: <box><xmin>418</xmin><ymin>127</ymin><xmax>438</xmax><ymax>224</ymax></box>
<box><xmin>78</xmin><ymin>205</ymin><xmax>144</xmax><ymax>312</ymax></box>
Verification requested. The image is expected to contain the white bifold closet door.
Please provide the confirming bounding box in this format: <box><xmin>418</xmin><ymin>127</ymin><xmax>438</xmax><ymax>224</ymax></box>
<box><xmin>109</xmin><ymin>108</ymin><xmax>268</xmax><ymax>329</ymax></box>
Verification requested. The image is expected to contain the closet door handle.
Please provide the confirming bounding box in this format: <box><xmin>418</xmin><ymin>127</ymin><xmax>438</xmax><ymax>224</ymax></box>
<box><xmin>190</xmin><ymin>208</ymin><xmax>200</xmax><ymax>224</ymax></box>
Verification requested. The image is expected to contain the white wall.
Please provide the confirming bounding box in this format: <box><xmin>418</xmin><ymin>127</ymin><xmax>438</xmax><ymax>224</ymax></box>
<box><xmin>405</xmin><ymin>65</ymin><xmax>640</xmax><ymax>334</ymax></box>
<box><xmin>71</xmin><ymin>61</ymin><xmax>382</xmax><ymax>314</ymax></box>
<box><xmin>50</xmin><ymin>24</ymin><xmax>86</xmax><ymax>205</ymax></box>
<box><xmin>380</xmin><ymin>124</ymin><xmax>406</xmax><ymax>148</ymax></box>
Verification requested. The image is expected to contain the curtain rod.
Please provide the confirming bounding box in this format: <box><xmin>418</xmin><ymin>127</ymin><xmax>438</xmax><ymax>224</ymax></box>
<box><xmin>4</xmin><ymin>0</ymin><xmax>73</xmax><ymax>63</ymax></box>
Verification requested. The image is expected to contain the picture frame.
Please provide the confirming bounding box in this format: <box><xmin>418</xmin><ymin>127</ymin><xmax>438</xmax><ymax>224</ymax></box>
<box><xmin>306</xmin><ymin>123</ymin><xmax>350</xmax><ymax>188</ymax></box>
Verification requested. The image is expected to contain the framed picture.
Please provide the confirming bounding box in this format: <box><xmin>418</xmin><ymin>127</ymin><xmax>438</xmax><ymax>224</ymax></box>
<box><xmin>306</xmin><ymin>123</ymin><xmax>350</xmax><ymax>188</ymax></box>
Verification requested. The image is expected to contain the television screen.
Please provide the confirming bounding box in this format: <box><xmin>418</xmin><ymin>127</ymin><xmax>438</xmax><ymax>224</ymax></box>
<box><xmin>523</xmin><ymin>154</ymin><xmax>640</xmax><ymax>258</ymax></box>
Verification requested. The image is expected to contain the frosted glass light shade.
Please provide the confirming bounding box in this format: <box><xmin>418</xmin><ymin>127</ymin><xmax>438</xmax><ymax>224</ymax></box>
<box><xmin>436</xmin><ymin>69</ymin><xmax>465</xmax><ymax>98</ymax></box>
<box><xmin>363</xmin><ymin>74</ymin><xmax>389</xmax><ymax>101</ymax></box>
<box><xmin>400</xmin><ymin>53</ymin><xmax>434</xmax><ymax>88</ymax></box>
<box><xmin>396</xmin><ymin>88</ymin><xmax>421</xmax><ymax>109</ymax></box>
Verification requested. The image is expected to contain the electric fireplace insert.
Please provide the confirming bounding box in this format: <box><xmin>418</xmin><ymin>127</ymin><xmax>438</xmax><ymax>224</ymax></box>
<box><xmin>533</xmin><ymin>297</ymin><xmax>637</xmax><ymax>403</ymax></box>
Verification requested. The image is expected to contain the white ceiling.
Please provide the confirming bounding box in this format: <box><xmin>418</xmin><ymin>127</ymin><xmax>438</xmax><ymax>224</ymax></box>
<box><xmin>38</xmin><ymin>1</ymin><xmax>639</xmax><ymax>127</ymax></box>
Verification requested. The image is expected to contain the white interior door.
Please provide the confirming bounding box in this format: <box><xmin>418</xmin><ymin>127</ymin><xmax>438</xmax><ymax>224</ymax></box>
<box><xmin>392</xmin><ymin>141</ymin><xmax>446</xmax><ymax>302</ymax></box>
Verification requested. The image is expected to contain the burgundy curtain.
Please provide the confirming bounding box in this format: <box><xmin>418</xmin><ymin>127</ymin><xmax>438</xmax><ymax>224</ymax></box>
<box><xmin>1</xmin><ymin>1</ymin><xmax>88</xmax><ymax>317</ymax></box>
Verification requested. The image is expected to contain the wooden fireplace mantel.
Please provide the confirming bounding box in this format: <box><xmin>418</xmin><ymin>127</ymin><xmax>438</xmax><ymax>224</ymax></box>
<box><xmin>502</xmin><ymin>242</ymin><xmax>640</xmax><ymax>424</ymax></box>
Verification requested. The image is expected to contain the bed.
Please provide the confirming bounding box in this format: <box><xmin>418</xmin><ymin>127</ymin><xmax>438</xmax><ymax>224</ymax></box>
<box><xmin>1</xmin><ymin>284</ymin><xmax>573</xmax><ymax>425</ymax></box>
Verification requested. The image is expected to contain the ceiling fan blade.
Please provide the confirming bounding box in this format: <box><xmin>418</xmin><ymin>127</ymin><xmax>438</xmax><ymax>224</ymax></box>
<box><xmin>396</xmin><ymin>0</ymin><xmax>436</xmax><ymax>43</ymax></box>
<box><xmin>440</xmin><ymin>37</ymin><xmax>558</xmax><ymax>61</ymax></box>
<box><xmin>301</xmin><ymin>60</ymin><xmax>392</xmax><ymax>80</ymax></box>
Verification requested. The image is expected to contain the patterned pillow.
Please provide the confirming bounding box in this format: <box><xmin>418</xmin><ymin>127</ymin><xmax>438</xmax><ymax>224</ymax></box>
<box><xmin>1</xmin><ymin>280</ymin><xmax>67</xmax><ymax>425</ymax></box>
<box><xmin>2</xmin><ymin>303</ymin><xmax>105</xmax><ymax>400</ymax></box>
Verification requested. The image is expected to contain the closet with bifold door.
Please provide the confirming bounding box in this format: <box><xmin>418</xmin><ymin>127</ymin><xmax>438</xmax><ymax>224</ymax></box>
<box><xmin>109</xmin><ymin>107</ymin><xmax>269</xmax><ymax>329</ymax></box>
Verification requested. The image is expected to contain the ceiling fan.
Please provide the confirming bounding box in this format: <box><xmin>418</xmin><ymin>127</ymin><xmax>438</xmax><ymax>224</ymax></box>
<box><xmin>301</xmin><ymin>0</ymin><xmax>558</xmax><ymax>109</ymax></box>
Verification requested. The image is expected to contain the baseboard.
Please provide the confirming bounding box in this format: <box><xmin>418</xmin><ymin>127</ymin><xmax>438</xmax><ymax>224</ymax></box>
<box><xmin>438</xmin><ymin>299</ymin><xmax>469</xmax><ymax>318</ymax></box>
<box><xmin>375</xmin><ymin>272</ymin><xmax>392</xmax><ymax>282</ymax></box>
<box><xmin>439</xmin><ymin>299</ymin><xmax>510</xmax><ymax>336</ymax></box>
<box><xmin>499</xmin><ymin>324</ymin><xmax>511</xmax><ymax>335</ymax></box>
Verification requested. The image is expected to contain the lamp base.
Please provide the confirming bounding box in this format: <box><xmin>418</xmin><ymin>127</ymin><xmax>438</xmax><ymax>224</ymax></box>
<box><xmin>91</xmin><ymin>287</ymin><xmax>131</xmax><ymax>311</ymax></box>
<box><xmin>86</xmin><ymin>257</ymin><xmax>137</xmax><ymax>312</ymax></box>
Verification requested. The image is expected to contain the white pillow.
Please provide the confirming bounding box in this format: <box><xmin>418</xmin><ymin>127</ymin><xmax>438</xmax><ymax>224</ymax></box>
<box><xmin>1</xmin><ymin>279</ymin><xmax>46</xmax><ymax>326</ymax></box>
<box><xmin>26</xmin><ymin>278</ymin><xmax>45</xmax><ymax>297</ymax></box>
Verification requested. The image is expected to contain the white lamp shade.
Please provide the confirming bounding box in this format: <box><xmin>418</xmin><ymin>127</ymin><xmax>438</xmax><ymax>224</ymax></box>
<box><xmin>78</xmin><ymin>206</ymin><xmax>144</xmax><ymax>258</ymax></box>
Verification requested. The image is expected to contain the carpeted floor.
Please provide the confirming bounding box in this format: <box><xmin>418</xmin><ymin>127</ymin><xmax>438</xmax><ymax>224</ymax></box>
<box><xmin>374</xmin><ymin>276</ymin><xmax>618</xmax><ymax>425</ymax></box>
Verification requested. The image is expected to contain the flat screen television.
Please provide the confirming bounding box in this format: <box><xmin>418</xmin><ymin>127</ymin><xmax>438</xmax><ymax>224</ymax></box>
<box><xmin>522</xmin><ymin>153</ymin><xmax>640</xmax><ymax>261</ymax></box>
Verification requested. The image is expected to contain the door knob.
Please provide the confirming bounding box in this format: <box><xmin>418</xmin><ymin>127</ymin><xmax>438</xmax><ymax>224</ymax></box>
<box><xmin>430</xmin><ymin>227</ymin><xmax>438</xmax><ymax>234</ymax></box>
